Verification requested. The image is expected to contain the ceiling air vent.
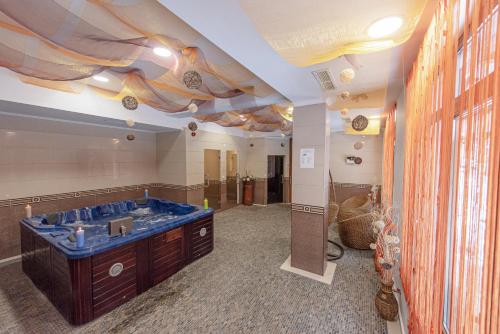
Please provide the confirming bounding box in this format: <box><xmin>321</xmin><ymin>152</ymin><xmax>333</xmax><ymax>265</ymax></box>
<box><xmin>311</xmin><ymin>69</ymin><xmax>336</xmax><ymax>91</ymax></box>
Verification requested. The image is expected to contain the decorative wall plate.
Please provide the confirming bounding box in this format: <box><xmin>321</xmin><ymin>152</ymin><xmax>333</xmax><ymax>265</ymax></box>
<box><xmin>352</xmin><ymin>115</ymin><xmax>369</xmax><ymax>131</ymax></box>
<box><xmin>183</xmin><ymin>70</ymin><xmax>202</xmax><ymax>89</ymax></box>
<box><xmin>122</xmin><ymin>96</ymin><xmax>138</xmax><ymax>110</ymax></box>
<box><xmin>188</xmin><ymin>121</ymin><xmax>198</xmax><ymax>132</ymax></box>
<box><xmin>354</xmin><ymin>141</ymin><xmax>364</xmax><ymax>150</ymax></box>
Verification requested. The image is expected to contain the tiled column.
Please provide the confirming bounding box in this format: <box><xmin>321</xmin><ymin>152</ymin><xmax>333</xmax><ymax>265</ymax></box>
<box><xmin>291</xmin><ymin>104</ymin><xmax>330</xmax><ymax>275</ymax></box>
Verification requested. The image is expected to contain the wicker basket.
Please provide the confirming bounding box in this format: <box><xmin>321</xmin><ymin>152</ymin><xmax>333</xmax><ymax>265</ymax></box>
<box><xmin>337</xmin><ymin>211</ymin><xmax>378</xmax><ymax>250</ymax></box>
<box><xmin>337</xmin><ymin>195</ymin><xmax>372</xmax><ymax>222</ymax></box>
<box><xmin>328</xmin><ymin>202</ymin><xmax>340</xmax><ymax>225</ymax></box>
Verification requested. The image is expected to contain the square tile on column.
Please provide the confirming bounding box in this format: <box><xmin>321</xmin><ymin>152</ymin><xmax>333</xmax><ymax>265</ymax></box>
<box><xmin>280</xmin><ymin>255</ymin><xmax>336</xmax><ymax>285</ymax></box>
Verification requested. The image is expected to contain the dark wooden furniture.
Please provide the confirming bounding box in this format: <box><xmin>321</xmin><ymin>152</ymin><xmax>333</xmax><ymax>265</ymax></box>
<box><xmin>20</xmin><ymin>214</ymin><xmax>214</xmax><ymax>325</ymax></box>
<box><xmin>243</xmin><ymin>181</ymin><xmax>254</xmax><ymax>205</ymax></box>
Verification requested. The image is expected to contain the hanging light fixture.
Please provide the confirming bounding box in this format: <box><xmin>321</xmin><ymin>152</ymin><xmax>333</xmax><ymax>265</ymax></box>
<box><xmin>126</xmin><ymin>119</ymin><xmax>135</xmax><ymax>127</ymax></box>
<box><xmin>340</xmin><ymin>68</ymin><xmax>356</xmax><ymax>83</ymax></box>
<box><xmin>188</xmin><ymin>103</ymin><xmax>198</xmax><ymax>113</ymax></box>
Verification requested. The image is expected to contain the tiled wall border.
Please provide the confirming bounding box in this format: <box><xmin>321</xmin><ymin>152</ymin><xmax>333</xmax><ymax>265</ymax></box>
<box><xmin>0</xmin><ymin>183</ymin><xmax>205</xmax><ymax>208</ymax></box>
<box><xmin>333</xmin><ymin>182</ymin><xmax>375</xmax><ymax>189</ymax></box>
<box><xmin>291</xmin><ymin>203</ymin><xmax>325</xmax><ymax>215</ymax></box>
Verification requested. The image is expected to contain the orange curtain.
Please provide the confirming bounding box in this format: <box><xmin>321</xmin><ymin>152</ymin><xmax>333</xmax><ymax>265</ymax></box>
<box><xmin>401</xmin><ymin>0</ymin><xmax>500</xmax><ymax>332</ymax></box>
<box><xmin>382</xmin><ymin>106</ymin><xmax>396</xmax><ymax>207</ymax></box>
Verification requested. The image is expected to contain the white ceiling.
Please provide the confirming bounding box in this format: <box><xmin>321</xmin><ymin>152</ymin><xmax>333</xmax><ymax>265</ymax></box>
<box><xmin>159</xmin><ymin>0</ymin><xmax>405</xmax><ymax>106</ymax></box>
<box><xmin>0</xmin><ymin>0</ymin><xmax>435</xmax><ymax>135</ymax></box>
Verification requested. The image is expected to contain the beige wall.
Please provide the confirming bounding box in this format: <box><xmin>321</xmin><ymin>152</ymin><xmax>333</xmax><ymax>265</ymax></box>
<box><xmin>246</xmin><ymin>137</ymin><xmax>289</xmax><ymax>178</ymax></box>
<box><xmin>0</xmin><ymin>114</ymin><xmax>157</xmax><ymax>201</ymax></box>
<box><xmin>157</xmin><ymin>130</ymin><xmax>187</xmax><ymax>185</ymax></box>
<box><xmin>329</xmin><ymin>132</ymin><xmax>383</xmax><ymax>185</ymax></box>
<box><xmin>186</xmin><ymin>129</ymin><xmax>248</xmax><ymax>185</ymax></box>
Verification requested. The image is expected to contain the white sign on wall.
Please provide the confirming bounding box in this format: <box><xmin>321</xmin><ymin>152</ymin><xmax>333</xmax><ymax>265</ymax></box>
<box><xmin>300</xmin><ymin>148</ymin><xmax>315</xmax><ymax>168</ymax></box>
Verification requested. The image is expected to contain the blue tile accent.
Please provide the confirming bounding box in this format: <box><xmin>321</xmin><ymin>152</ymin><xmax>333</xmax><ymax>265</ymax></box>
<box><xmin>21</xmin><ymin>198</ymin><xmax>214</xmax><ymax>259</ymax></box>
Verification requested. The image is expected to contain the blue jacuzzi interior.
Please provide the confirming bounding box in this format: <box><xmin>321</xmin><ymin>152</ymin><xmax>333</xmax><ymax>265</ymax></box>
<box><xmin>22</xmin><ymin>198</ymin><xmax>208</xmax><ymax>258</ymax></box>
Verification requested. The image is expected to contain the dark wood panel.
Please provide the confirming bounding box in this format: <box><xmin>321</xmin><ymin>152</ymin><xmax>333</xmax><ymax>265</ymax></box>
<box><xmin>51</xmin><ymin>248</ymin><xmax>72</xmax><ymax>321</ymax></box>
<box><xmin>32</xmin><ymin>235</ymin><xmax>51</xmax><ymax>296</ymax></box>
<box><xmin>150</xmin><ymin>228</ymin><xmax>184</xmax><ymax>286</ymax></box>
<box><xmin>93</xmin><ymin>284</ymin><xmax>136</xmax><ymax>318</ymax></box>
<box><xmin>92</xmin><ymin>243</ymin><xmax>136</xmax><ymax>266</ymax></box>
<box><xmin>187</xmin><ymin>216</ymin><xmax>214</xmax><ymax>263</ymax></box>
<box><xmin>91</xmin><ymin>243</ymin><xmax>137</xmax><ymax>318</ymax></box>
<box><xmin>21</xmin><ymin>214</ymin><xmax>213</xmax><ymax>326</ymax></box>
<box><xmin>135</xmin><ymin>238</ymin><xmax>150</xmax><ymax>294</ymax></box>
<box><xmin>69</xmin><ymin>257</ymin><xmax>92</xmax><ymax>325</ymax></box>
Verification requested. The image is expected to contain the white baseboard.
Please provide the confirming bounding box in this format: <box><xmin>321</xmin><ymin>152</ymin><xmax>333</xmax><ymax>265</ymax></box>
<box><xmin>0</xmin><ymin>254</ymin><xmax>21</xmax><ymax>267</ymax></box>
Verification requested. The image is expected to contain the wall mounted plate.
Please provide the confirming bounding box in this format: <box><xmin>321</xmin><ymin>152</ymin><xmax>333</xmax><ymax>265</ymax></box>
<box><xmin>352</xmin><ymin>115</ymin><xmax>369</xmax><ymax>131</ymax></box>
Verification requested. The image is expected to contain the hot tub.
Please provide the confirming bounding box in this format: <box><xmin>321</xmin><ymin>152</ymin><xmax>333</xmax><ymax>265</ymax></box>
<box><xmin>20</xmin><ymin>198</ymin><xmax>214</xmax><ymax>325</ymax></box>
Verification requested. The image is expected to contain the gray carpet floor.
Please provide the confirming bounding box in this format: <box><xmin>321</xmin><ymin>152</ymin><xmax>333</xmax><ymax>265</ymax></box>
<box><xmin>0</xmin><ymin>204</ymin><xmax>386</xmax><ymax>334</ymax></box>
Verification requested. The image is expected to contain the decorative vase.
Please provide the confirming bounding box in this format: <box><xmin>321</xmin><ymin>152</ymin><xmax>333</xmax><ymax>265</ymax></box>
<box><xmin>375</xmin><ymin>281</ymin><xmax>398</xmax><ymax>321</ymax></box>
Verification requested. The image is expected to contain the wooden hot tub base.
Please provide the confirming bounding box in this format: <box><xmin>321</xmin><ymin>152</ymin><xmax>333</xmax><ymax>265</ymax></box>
<box><xmin>21</xmin><ymin>214</ymin><xmax>214</xmax><ymax>325</ymax></box>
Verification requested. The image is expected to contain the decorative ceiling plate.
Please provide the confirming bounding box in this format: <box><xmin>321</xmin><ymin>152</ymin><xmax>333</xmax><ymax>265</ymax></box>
<box><xmin>126</xmin><ymin>134</ymin><xmax>135</xmax><ymax>141</ymax></box>
<box><xmin>183</xmin><ymin>70</ymin><xmax>203</xmax><ymax>89</ymax></box>
<box><xmin>122</xmin><ymin>96</ymin><xmax>138</xmax><ymax>110</ymax></box>
<box><xmin>188</xmin><ymin>121</ymin><xmax>198</xmax><ymax>132</ymax></box>
<box><xmin>352</xmin><ymin>115</ymin><xmax>369</xmax><ymax>131</ymax></box>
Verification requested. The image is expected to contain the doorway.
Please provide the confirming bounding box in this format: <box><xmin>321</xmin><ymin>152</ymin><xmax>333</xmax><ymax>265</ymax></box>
<box><xmin>204</xmin><ymin>149</ymin><xmax>221</xmax><ymax>210</ymax></box>
<box><xmin>267</xmin><ymin>155</ymin><xmax>284</xmax><ymax>204</ymax></box>
<box><xmin>226</xmin><ymin>150</ymin><xmax>238</xmax><ymax>208</ymax></box>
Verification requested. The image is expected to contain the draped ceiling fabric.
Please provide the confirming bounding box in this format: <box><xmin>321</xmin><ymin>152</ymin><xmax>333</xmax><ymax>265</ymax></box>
<box><xmin>401</xmin><ymin>0</ymin><xmax>500</xmax><ymax>332</ymax></box>
<box><xmin>0</xmin><ymin>0</ymin><xmax>289</xmax><ymax>131</ymax></box>
<box><xmin>240</xmin><ymin>0</ymin><xmax>428</xmax><ymax>67</ymax></box>
<box><xmin>195</xmin><ymin>105</ymin><xmax>293</xmax><ymax>133</ymax></box>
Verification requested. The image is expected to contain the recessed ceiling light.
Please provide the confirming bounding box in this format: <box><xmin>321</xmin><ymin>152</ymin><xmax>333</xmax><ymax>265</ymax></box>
<box><xmin>368</xmin><ymin>16</ymin><xmax>403</xmax><ymax>38</ymax></box>
<box><xmin>92</xmin><ymin>75</ymin><xmax>109</xmax><ymax>83</ymax></box>
<box><xmin>153</xmin><ymin>47</ymin><xmax>172</xmax><ymax>57</ymax></box>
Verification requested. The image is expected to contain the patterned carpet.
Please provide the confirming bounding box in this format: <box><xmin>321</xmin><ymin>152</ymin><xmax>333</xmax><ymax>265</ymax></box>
<box><xmin>0</xmin><ymin>204</ymin><xmax>386</xmax><ymax>334</ymax></box>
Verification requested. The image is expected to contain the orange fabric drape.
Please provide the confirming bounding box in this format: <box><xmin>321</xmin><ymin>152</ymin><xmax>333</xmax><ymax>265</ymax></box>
<box><xmin>400</xmin><ymin>0</ymin><xmax>500</xmax><ymax>333</ymax></box>
<box><xmin>382</xmin><ymin>106</ymin><xmax>396</xmax><ymax>207</ymax></box>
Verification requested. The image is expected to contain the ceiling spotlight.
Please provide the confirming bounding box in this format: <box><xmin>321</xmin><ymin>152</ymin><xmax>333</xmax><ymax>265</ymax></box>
<box><xmin>92</xmin><ymin>75</ymin><xmax>109</xmax><ymax>83</ymax></box>
<box><xmin>287</xmin><ymin>105</ymin><xmax>294</xmax><ymax>114</ymax></box>
<box><xmin>368</xmin><ymin>16</ymin><xmax>403</xmax><ymax>38</ymax></box>
<box><xmin>153</xmin><ymin>47</ymin><xmax>172</xmax><ymax>57</ymax></box>
<box><xmin>187</xmin><ymin>103</ymin><xmax>198</xmax><ymax>113</ymax></box>
<box><xmin>340</xmin><ymin>68</ymin><xmax>356</xmax><ymax>83</ymax></box>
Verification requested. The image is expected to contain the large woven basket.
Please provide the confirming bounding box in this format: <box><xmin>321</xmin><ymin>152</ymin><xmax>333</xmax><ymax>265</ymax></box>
<box><xmin>337</xmin><ymin>211</ymin><xmax>378</xmax><ymax>249</ymax></box>
<box><xmin>328</xmin><ymin>202</ymin><xmax>339</xmax><ymax>225</ymax></box>
<box><xmin>337</xmin><ymin>195</ymin><xmax>372</xmax><ymax>222</ymax></box>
